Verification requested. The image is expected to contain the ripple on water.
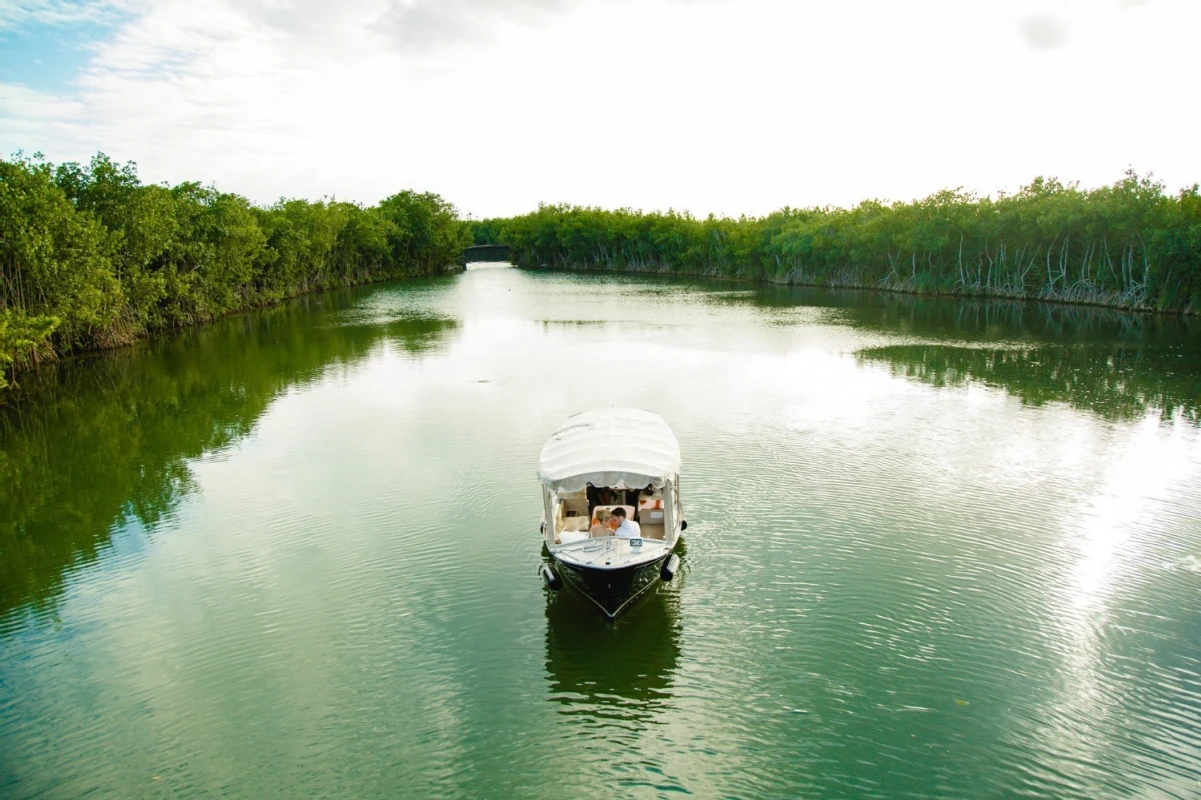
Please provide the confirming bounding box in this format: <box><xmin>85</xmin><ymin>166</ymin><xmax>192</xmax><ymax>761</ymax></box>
<box><xmin>3</xmin><ymin>270</ymin><xmax>1201</xmax><ymax>798</ymax></box>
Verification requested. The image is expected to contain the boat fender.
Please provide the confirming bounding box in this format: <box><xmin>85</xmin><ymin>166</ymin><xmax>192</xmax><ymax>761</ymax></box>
<box><xmin>660</xmin><ymin>554</ymin><xmax>681</xmax><ymax>582</ymax></box>
<box><xmin>680</xmin><ymin>520</ymin><xmax>688</xmax><ymax>531</ymax></box>
<box><xmin>540</xmin><ymin>564</ymin><xmax>562</xmax><ymax>591</ymax></box>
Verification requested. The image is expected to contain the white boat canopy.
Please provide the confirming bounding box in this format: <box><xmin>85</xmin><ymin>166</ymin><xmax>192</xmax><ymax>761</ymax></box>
<box><xmin>538</xmin><ymin>408</ymin><xmax>681</xmax><ymax>494</ymax></box>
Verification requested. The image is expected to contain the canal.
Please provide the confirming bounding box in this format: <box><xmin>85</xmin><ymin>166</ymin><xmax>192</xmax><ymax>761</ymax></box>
<box><xmin>2</xmin><ymin>264</ymin><xmax>1199</xmax><ymax>798</ymax></box>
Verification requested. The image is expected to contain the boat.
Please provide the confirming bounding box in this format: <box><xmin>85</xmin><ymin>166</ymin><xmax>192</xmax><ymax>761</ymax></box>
<box><xmin>537</xmin><ymin>408</ymin><xmax>687</xmax><ymax>618</ymax></box>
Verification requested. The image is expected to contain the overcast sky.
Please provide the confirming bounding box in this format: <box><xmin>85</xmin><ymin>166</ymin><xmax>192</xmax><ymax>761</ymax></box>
<box><xmin>0</xmin><ymin>0</ymin><xmax>1196</xmax><ymax>218</ymax></box>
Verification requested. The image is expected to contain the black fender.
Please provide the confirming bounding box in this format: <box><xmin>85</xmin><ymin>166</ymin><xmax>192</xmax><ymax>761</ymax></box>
<box><xmin>540</xmin><ymin>564</ymin><xmax>562</xmax><ymax>591</ymax></box>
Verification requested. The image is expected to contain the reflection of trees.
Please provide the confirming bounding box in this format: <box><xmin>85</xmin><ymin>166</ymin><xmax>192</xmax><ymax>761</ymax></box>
<box><xmin>381</xmin><ymin>318</ymin><xmax>459</xmax><ymax>353</ymax></box>
<box><xmin>857</xmin><ymin>344</ymin><xmax>1200</xmax><ymax>422</ymax></box>
<box><xmin>544</xmin><ymin>585</ymin><xmax>681</xmax><ymax>725</ymax></box>
<box><xmin>836</xmin><ymin>295</ymin><xmax>1197</xmax><ymax>347</ymax></box>
<box><xmin>752</xmin><ymin>285</ymin><xmax>1198</xmax><ymax>344</ymax></box>
<box><xmin>705</xmin><ymin>285</ymin><xmax>1201</xmax><ymax>421</ymax></box>
<box><xmin>742</xmin><ymin>286</ymin><xmax>1200</xmax><ymax>423</ymax></box>
<box><xmin>0</xmin><ymin>288</ymin><xmax>457</xmax><ymax>629</ymax></box>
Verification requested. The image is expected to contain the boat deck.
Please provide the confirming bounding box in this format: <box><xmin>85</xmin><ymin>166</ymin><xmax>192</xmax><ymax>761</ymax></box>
<box><xmin>552</xmin><ymin>536</ymin><xmax>670</xmax><ymax>570</ymax></box>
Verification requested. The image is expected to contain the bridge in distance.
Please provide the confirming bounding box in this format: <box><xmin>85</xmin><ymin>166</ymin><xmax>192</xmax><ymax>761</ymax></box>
<box><xmin>458</xmin><ymin>244</ymin><xmax>511</xmax><ymax>266</ymax></box>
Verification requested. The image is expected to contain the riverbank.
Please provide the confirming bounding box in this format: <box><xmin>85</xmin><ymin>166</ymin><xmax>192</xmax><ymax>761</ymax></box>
<box><xmin>0</xmin><ymin>264</ymin><xmax>464</xmax><ymax>404</ymax></box>
<box><xmin>516</xmin><ymin>261</ymin><xmax>1200</xmax><ymax>318</ymax></box>
<box><xmin>476</xmin><ymin>171</ymin><xmax>1201</xmax><ymax>319</ymax></box>
<box><xmin>0</xmin><ymin>153</ymin><xmax>472</xmax><ymax>394</ymax></box>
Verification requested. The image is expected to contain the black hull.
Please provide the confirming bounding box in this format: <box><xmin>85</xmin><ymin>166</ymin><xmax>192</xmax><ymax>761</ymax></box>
<box><xmin>554</xmin><ymin>554</ymin><xmax>670</xmax><ymax>618</ymax></box>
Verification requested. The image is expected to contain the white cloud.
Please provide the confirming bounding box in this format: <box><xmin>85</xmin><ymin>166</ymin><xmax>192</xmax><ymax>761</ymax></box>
<box><xmin>1019</xmin><ymin>13</ymin><xmax>1070</xmax><ymax>49</ymax></box>
<box><xmin>0</xmin><ymin>0</ymin><xmax>129</xmax><ymax>30</ymax></box>
<box><xmin>1</xmin><ymin>0</ymin><xmax>1198</xmax><ymax>217</ymax></box>
<box><xmin>377</xmin><ymin>0</ymin><xmax>576</xmax><ymax>50</ymax></box>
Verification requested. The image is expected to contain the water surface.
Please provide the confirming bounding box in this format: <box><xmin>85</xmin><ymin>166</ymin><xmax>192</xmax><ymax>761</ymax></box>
<box><xmin>2</xmin><ymin>266</ymin><xmax>1200</xmax><ymax>798</ymax></box>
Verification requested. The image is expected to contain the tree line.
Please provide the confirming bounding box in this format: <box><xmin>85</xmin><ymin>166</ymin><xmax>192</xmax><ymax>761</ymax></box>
<box><xmin>473</xmin><ymin>172</ymin><xmax>1201</xmax><ymax>315</ymax></box>
<box><xmin>7</xmin><ymin>155</ymin><xmax>1199</xmax><ymax>392</ymax></box>
<box><xmin>0</xmin><ymin>152</ymin><xmax>471</xmax><ymax>391</ymax></box>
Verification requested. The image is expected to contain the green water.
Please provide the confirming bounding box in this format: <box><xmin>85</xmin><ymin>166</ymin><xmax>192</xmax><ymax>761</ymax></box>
<box><xmin>2</xmin><ymin>266</ymin><xmax>1200</xmax><ymax>799</ymax></box>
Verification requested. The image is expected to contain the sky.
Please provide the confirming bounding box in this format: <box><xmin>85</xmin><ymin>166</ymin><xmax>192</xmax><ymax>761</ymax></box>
<box><xmin>0</xmin><ymin>0</ymin><xmax>1197</xmax><ymax>218</ymax></box>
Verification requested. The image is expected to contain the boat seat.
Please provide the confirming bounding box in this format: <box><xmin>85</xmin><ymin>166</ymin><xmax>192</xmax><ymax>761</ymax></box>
<box><xmin>554</xmin><ymin>492</ymin><xmax>589</xmax><ymax>526</ymax></box>
<box><xmin>552</xmin><ymin>500</ymin><xmax>591</xmax><ymax>545</ymax></box>
<box><xmin>638</xmin><ymin>493</ymin><xmax>664</xmax><ymax>512</ymax></box>
<box><xmin>560</xmin><ymin>493</ymin><xmax>589</xmax><ymax>518</ymax></box>
<box><xmin>563</xmin><ymin>516</ymin><xmax>589</xmax><ymax>532</ymax></box>
<box><xmin>558</xmin><ymin>530</ymin><xmax>589</xmax><ymax>544</ymax></box>
<box><xmin>639</xmin><ymin>524</ymin><xmax>666</xmax><ymax>540</ymax></box>
<box><xmin>638</xmin><ymin>506</ymin><xmax>666</xmax><ymax>526</ymax></box>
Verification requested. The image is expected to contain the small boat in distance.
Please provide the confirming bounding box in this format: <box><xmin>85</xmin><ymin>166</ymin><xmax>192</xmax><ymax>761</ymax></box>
<box><xmin>537</xmin><ymin>408</ymin><xmax>687</xmax><ymax>618</ymax></box>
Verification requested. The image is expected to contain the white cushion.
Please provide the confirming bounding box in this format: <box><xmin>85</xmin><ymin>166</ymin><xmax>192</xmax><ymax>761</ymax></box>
<box><xmin>559</xmin><ymin>530</ymin><xmax>589</xmax><ymax>544</ymax></box>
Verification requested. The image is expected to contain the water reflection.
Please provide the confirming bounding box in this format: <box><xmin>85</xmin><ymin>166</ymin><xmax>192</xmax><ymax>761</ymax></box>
<box><xmin>750</xmin><ymin>285</ymin><xmax>1197</xmax><ymax>344</ymax></box>
<box><xmin>731</xmin><ymin>288</ymin><xmax>1201</xmax><ymax>422</ymax></box>
<box><xmin>857</xmin><ymin>343</ymin><xmax>1201</xmax><ymax>421</ymax></box>
<box><xmin>2</xmin><ymin>268</ymin><xmax>1200</xmax><ymax>798</ymax></box>
<box><xmin>544</xmin><ymin>586</ymin><xmax>681</xmax><ymax>726</ymax></box>
<box><xmin>0</xmin><ymin>286</ymin><xmax>458</xmax><ymax>631</ymax></box>
<box><xmin>690</xmin><ymin>283</ymin><xmax>1200</xmax><ymax>421</ymax></box>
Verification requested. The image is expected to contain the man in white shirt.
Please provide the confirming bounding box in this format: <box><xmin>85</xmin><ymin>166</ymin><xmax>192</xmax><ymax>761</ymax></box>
<box><xmin>611</xmin><ymin>507</ymin><xmax>641</xmax><ymax>538</ymax></box>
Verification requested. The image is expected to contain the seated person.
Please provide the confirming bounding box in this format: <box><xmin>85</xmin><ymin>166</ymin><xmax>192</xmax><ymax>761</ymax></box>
<box><xmin>611</xmin><ymin>507</ymin><xmax>641</xmax><ymax>539</ymax></box>
<box><xmin>590</xmin><ymin>509</ymin><xmax>614</xmax><ymax>538</ymax></box>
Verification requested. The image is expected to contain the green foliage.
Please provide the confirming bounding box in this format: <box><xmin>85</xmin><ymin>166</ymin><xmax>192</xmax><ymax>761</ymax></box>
<box><xmin>493</xmin><ymin>172</ymin><xmax>1201</xmax><ymax>314</ymax></box>
<box><xmin>0</xmin><ymin>155</ymin><xmax>122</xmax><ymax>356</ymax></box>
<box><xmin>377</xmin><ymin>191</ymin><xmax>472</xmax><ymax>275</ymax></box>
<box><xmin>1149</xmin><ymin>185</ymin><xmax>1201</xmax><ymax>311</ymax></box>
<box><xmin>493</xmin><ymin>205</ymin><xmax>768</xmax><ymax>279</ymax></box>
<box><xmin>154</xmin><ymin>182</ymin><xmax>266</xmax><ymax>327</ymax></box>
<box><xmin>0</xmin><ymin>311</ymin><xmax>58</xmax><ymax>389</ymax></box>
<box><xmin>0</xmin><ymin>153</ymin><xmax>468</xmax><ymax>392</ymax></box>
<box><xmin>470</xmin><ymin>218</ymin><xmax>507</xmax><ymax>246</ymax></box>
